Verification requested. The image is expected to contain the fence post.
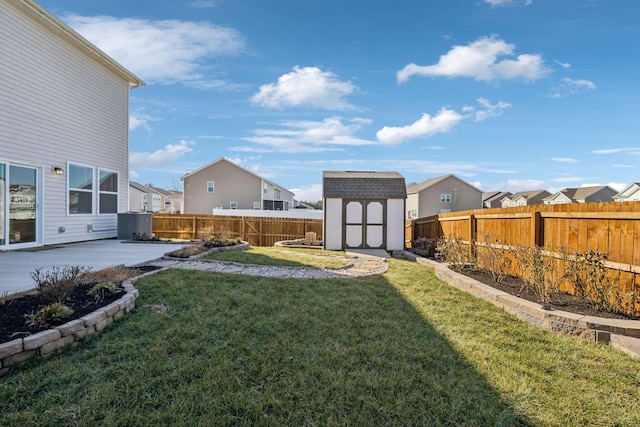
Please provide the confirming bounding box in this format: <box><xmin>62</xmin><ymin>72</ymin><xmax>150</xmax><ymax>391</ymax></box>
<box><xmin>531</xmin><ymin>210</ymin><xmax>542</xmax><ymax>247</ymax></box>
<box><xmin>469</xmin><ymin>214</ymin><xmax>476</xmax><ymax>259</ymax></box>
<box><xmin>192</xmin><ymin>216</ymin><xmax>197</xmax><ymax>240</ymax></box>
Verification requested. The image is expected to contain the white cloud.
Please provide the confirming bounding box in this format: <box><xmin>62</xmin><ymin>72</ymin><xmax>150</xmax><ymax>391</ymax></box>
<box><xmin>613</xmin><ymin>164</ymin><xmax>634</xmax><ymax>168</ymax></box>
<box><xmin>130</xmin><ymin>140</ymin><xmax>193</xmax><ymax>169</ymax></box>
<box><xmin>376</xmin><ymin>109</ymin><xmax>463</xmax><ymax>145</ymax></box>
<box><xmin>592</xmin><ymin>147</ymin><xmax>640</xmax><ymax>155</ymax></box>
<box><xmin>250</xmin><ymin>66</ymin><xmax>359</xmax><ymax>110</ymax></box>
<box><xmin>289</xmin><ymin>184</ymin><xmax>323</xmax><ymax>203</ymax></box>
<box><xmin>492</xmin><ymin>179</ymin><xmax>546</xmax><ymax>192</ymax></box>
<box><xmin>549</xmin><ymin>78</ymin><xmax>596</xmax><ymax>98</ymax></box>
<box><xmin>550</xmin><ymin>157</ymin><xmax>578</xmax><ymax>164</ymax></box>
<box><xmin>242</xmin><ymin>116</ymin><xmax>374</xmax><ymax>153</ymax></box>
<box><xmin>554</xmin><ymin>59</ymin><xmax>571</xmax><ymax>69</ymax></box>
<box><xmin>552</xmin><ymin>176</ymin><xmax>589</xmax><ymax>183</ymax></box>
<box><xmin>472</xmin><ymin>97</ymin><xmax>512</xmax><ymax>121</ymax></box>
<box><xmin>129</xmin><ymin>111</ymin><xmax>157</xmax><ymax>132</ymax></box>
<box><xmin>63</xmin><ymin>14</ymin><xmax>245</xmax><ymax>85</ymax></box>
<box><xmin>580</xmin><ymin>182</ymin><xmax>627</xmax><ymax>192</ymax></box>
<box><xmin>397</xmin><ymin>35</ymin><xmax>549</xmax><ymax>83</ymax></box>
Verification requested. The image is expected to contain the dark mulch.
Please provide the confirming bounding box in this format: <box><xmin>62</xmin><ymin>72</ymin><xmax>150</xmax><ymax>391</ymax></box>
<box><xmin>455</xmin><ymin>267</ymin><xmax>638</xmax><ymax>320</ymax></box>
<box><xmin>0</xmin><ymin>266</ymin><xmax>160</xmax><ymax>344</ymax></box>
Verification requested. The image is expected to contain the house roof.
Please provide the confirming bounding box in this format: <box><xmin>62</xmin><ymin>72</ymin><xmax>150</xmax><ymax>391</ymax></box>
<box><xmin>543</xmin><ymin>185</ymin><xmax>614</xmax><ymax>202</ymax></box>
<box><xmin>129</xmin><ymin>181</ymin><xmax>154</xmax><ymax>193</ymax></box>
<box><xmin>9</xmin><ymin>0</ymin><xmax>145</xmax><ymax>88</ymax></box>
<box><xmin>407</xmin><ymin>174</ymin><xmax>482</xmax><ymax>195</ymax></box>
<box><xmin>323</xmin><ymin>171</ymin><xmax>407</xmax><ymax>199</ymax></box>
<box><xmin>181</xmin><ymin>157</ymin><xmax>295</xmax><ymax>196</ymax></box>
<box><xmin>483</xmin><ymin>191</ymin><xmax>511</xmax><ymax>203</ymax></box>
<box><xmin>503</xmin><ymin>190</ymin><xmax>550</xmax><ymax>202</ymax></box>
<box><xmin>613</xmin><ymin>183</ymin><xmax>640</xmax><ymax>199</ymax></box>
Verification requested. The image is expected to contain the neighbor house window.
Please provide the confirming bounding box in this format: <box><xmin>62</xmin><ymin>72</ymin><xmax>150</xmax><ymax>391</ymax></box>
<box><xmin>99</xmin><ymin>169</ymin><xmax>118</xmax><ymax>214</ymax></box>
<box><xmin>253</xmin><ymin>202</ymin><xmax>261</xmax><ymax>210</ymax></box>
<box><xmin>275</xmin><ymin>189</ymin><xmax>281</xmax><ymax>200</ymax></box>
<box><xmin>230</xmin><ymin>201</ymin><xmax>237</xmax><ymax>209</ymax></box>
<box><xmin>207</xmin><ymin>181</ymin><xmax>214</xmax><ymax>193</ymax></box>
<box><xmin>263</xmin><ymin>182</ymin><xmax>268</xmax><ymax>193</ymax></box>
<box><xmin>440</xmin><ymin>193</ymin><xmax>452</xmax><ymax>203</ymax></box>
<box><xmin>68</xmin><ymin>164</ymin><xmax>93</xmax><ymax>214</ymax></box>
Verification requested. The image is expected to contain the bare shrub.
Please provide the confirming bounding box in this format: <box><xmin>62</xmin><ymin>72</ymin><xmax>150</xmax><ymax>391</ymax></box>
<box><xmin>436</xmin><ymin>235</ymin><xmax>474</xmax><ymax>271</ymax></box>
<box><xmin>166</xmin><ymin>245</ymin><xmax>209</xmax><ymax>258</ymax></box>
<box><xmin>476</xmin><ymin>234</ymin><xmax>512</xmax><ymax>283</ymax></box>
<box><xmin>81</xmin><ymin>265</ymin><xmax>140</xmax><ymax>285</ymax></box>
<box><xmin>513</xmin><ymin>245</ymin><xmax>558</xmax><ymax>304</ymax></box>
<box><xmin>412</xmin><ymin>237</ymin><xmax>436</xmax><ymax>258</ymax></box>
<box><xmin>30</xmin><ymin>266</ymin><xmax>89</xmax><ymax>303</ymax></box>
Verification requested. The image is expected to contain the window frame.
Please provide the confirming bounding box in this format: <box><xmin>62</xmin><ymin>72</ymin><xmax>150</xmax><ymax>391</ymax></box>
<box><xmin>253</xmin><ymin>201</ymin><xmax>261</xmax><ymax>210</ymax></box>
<box><xmin>67</xmin><ymin>163</ymin><xmax>94</xmax><ymax>215</ymax></box>
<box><xmin>98</xmin><ymin>168</ymin><xmax>119</xmax><ymax>215</ymax></box>
<box><xmin>230</xmin><ymin>201</ymin><xmax>237</xmax><ymax>210</ymax></box>
<box><xmin>440</xmin><ymin>193</ymin><xmax>452</xmax><ymax>203</ymax></box>
<box><xmin>207</xmin><ymin>181</ymin><xmax>215</xmax><ymax>193</ymax></box>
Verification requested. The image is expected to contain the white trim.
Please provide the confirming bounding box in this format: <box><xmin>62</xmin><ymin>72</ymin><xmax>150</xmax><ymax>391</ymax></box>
<box><xmin>67</xmin><ymin>162</ymin><xmax>95</xmax><ymax>215</ymax></box>
<box><xmin>98</xmin><ymin>168</ymin><xmax>119</xmax><ymax>215</ymax></box>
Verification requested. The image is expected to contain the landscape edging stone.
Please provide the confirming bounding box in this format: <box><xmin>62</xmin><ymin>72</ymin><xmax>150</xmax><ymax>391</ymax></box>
<box><xmin>403</xmin><ymin>251</ymin><xmax>640</xmax><ymax>360</ymax></box>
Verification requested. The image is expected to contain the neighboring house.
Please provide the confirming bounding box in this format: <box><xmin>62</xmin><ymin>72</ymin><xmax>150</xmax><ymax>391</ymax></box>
<box><xmin>543</xmin><ymin>186</ymin><xmax>617</xmax><ymax>205</ymax></box>
<box><xmin>147</xmin><ymin>185</ymin><xmax>173</xmax><ymax>212</ymax></box>
<box><xmin>167</xmin><ymin>190</ymin><xmax>184</xmax><ymax>214</ymax></box>
<box><xmin>613</xmin><ymin>183</ymin><xmax>640</xmax><ymax>202</ymax></box>
<box><xmin>181</xmin><ymin>158</ymin><xmax>295</xmax><ymax>214</ymax></box>
<box><xmin>128</xmin><ymin>182</ymin><xmax>149</xmax><ymax>213</ymax></box>
<box><xmin>0</xmin><ymin>0</ymin><xmax>144</xmax><ymax>250</ymax></box>
<box><xmin>406</xmin><ymin>174</ymin><xmax>482</xmax><ymax>219</ymax></box>
<box><xmin>483</xmin><ymin>191</ymin><xmax>512</xmax><ymax>209</ymax></box>
<box><xmin>501</xmin><ymin>190</ymin><xmax>551</xmax><ymax>208</ymax></box>
<box><xmin>323</xmin><ymin>171</ymin><xmax>406</xmax><ymax>251</ymax></box>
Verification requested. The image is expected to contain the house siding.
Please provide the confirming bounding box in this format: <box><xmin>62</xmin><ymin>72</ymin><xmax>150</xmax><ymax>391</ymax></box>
<box><xmin>414</xmin><ymin>178</ymin><xmax>482</xmax><ymax>217</ymax></box>
<box><xmin>183</xmin><ymin>161</ymin><xmax>262</xmax><ymax>214</ymax></box>
<box><xmin>1</xmin><ymin>1</ymin><xmax>132</xmax><ymax>246</ymax></box>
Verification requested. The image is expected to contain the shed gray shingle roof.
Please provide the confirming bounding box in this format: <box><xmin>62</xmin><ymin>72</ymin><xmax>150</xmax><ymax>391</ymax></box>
<box><xmin>323</xmin><ymin>171</ymin><xmax>407</xmax><ymax>199</ymax></box>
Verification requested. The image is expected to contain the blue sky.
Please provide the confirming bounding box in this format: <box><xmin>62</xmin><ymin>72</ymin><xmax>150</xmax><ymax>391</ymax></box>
<box><xmin>38</xmin><ymin>0</ymin><xmax>640</xmax><ymax>202</ymax></box>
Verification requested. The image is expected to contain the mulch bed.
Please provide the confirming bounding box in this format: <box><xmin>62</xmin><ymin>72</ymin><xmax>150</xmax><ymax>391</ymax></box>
<box><xmin>455</xmin><ymin>267</ymin><xmax>639</xmax><ymax>321</ymax></box>
<box><xmin>0</xmin><ymin>266</ymin><xmax>160</xmax><ymax>344</ymax></box>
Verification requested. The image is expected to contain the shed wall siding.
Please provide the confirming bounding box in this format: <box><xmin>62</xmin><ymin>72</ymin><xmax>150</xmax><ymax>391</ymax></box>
<box><xmin>324</xmin><ymin>198</ymin><xmax>343</xmax><ymax>250</ymax></box>
<box><xmin>1</xmin><ymin>1</ymin><xmax>131</xmax><ymax>245</ymax></box>
<box><xmin>386</xmin><ymin>199</ymin><xmax>405</xmax><ymax>251</ymax></box>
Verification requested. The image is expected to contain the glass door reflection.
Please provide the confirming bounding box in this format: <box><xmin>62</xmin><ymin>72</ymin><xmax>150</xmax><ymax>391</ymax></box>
<box><xmin>9</xmin><ymin>165</ymin><xmax>37</xmax><ymax>245</ymax></box>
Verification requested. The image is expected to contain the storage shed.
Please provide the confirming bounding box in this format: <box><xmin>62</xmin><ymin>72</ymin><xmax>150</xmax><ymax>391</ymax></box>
<box><xmin>322</xmin><ymin>171</ymin><xmax>407</xmax><ymax>251</ymax></box>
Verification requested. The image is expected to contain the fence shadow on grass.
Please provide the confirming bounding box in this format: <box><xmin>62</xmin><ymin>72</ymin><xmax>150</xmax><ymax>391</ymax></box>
<box><xmin>0</xmin><ymin>266</ymin><xmax>534</xmax><ymax>426</ymax></box>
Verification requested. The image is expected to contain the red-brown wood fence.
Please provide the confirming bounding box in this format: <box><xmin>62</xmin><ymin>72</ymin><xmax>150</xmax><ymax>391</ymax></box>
<box><xmin>406</xmin><ymin>201</ymin><xmax>640</xmax><ymax>299</ymax></box>
<box><xmin>152</xmin><ymin>214</ymin><xmax>322</xmax><ymax>247</ymax></box>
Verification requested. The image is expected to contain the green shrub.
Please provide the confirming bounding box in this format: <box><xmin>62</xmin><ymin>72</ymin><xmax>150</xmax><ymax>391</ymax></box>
<box><xmin>24</xmin><ymin>303</ymin><xmax>74</xmax><ymax>328</ymax></box>
<box><xmin>87</xmin><ymin>282</ymin><xmax>119</xmax><ymax>302</ymax></box>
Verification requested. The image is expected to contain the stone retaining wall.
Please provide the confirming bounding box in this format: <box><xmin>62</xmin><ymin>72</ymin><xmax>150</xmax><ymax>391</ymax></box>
<box><xmin>0</xmin><ymin>276</ymin><xmax>144</xmax><ymax>377</ymax></box>
<box><xmin>403</xmin><ymin>251</ymin><xmax>640</xmax><ymax>360</ymax></box>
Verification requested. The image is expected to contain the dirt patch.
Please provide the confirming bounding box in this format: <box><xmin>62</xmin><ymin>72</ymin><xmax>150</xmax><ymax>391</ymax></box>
<box><xmin>0</xmin><ymin>266</ymin><xmax>161</xmax><ymax>344</ymax></box>
<box><xmin>455</xmin><ymin>267</ymin><xmax>639</xmax><ymax>321</ymax></box>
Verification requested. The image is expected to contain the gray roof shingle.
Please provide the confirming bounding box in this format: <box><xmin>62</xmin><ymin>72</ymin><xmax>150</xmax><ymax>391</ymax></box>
<box><xmin>323</xmin><ymin>171</ymin><xmax>407</xmax><ymax>199</ymax></box>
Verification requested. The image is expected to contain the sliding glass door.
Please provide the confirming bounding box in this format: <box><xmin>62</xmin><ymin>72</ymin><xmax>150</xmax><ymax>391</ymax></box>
<box><xmin>2</xmin><ymin>164</ymin><xmax>40</xmax><ymax>247</ymax></box>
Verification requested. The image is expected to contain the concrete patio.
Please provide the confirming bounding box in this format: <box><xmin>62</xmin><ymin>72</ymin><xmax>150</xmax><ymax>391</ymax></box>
<box><xmin>0</xmin><ymin>239</ymin><xmax>174</xmax><ymax>295</ymax></box>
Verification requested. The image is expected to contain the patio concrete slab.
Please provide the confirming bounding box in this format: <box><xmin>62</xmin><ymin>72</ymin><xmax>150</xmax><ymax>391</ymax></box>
<box><xmin>0</xmin><ymin>239</ymin><xmax>174</xmax><ymax>296</ymax></box>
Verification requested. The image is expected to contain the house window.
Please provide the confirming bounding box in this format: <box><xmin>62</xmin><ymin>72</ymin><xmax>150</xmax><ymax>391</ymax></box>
<box><xmin>253</xmin><ymin>202</ymin><xmax>261</xmax><ymax>210</ymax></box>
<box><xmin>275</xmin><ymin>189</ymin><xmax>281</xmax><ymax>200</ymax></box>
<box><xmin>517</xmin><ymin>200</ymin><xmax>525</xmax><ymax>206</ymax></box>
<box><xmin>98</xmin><ymin>169</ymin><xmax>118</xmax><ymax>214</ymax></box>
<box><xmin>68</xmin><ymin>164</ymin><xmax>93</xmax><ymax>214</ymax></box>
<box><xmin>207</xmin><ymin>181</ymin><xmax>214</xmax><ymax>193</ymax></box>
<box><xmin>440</xmin><ymin>208</ymin><xmax>452</xmax><ymax>213</ymax></box>
<box><xmin>263</xmin><ymin>182</ymin><xmax>268</xmax><ymax>193</ymax></box>
<box><xmin>440</xmin><ymin>193</ymin><xmax>451</xmax><ymax>203</ymax></box>
<box><xmin>230</xmin><ymin>201</ymin><xmax>237</xmax><ymax>209</ymax></box>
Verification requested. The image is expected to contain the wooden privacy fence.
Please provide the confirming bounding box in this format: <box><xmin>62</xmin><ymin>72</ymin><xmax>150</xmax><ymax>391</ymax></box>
<box><xmin>407</xmin><ymin>201</ymin><xmax>640</xmax><ymax>295</ymax></box>
<box><xmin>152</xmin><ymin>214</ymin><xmax>323</xmax><ymax>247</ymax></box>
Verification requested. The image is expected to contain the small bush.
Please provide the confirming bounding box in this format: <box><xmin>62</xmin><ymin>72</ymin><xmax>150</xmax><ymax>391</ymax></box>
<box><xmin>88</xmin><ymin>282</ymin><xmax>119</xmax><ymax>302</ymax></box>
<box><xmin>132</xmin><ymin>232</ymin><xmax>160</xmax><ymax>241</ymax></box>
<box><xmin>81</xmin><ymin>265</ymin><xmax>140</xmax><ymax>285</ymax></box>
<box><xmin>24</xmin><ymin>303</ymin><xmax>74</xmax><ymax>328</ymax></box>
<box><xmin>166</xmin><ymin>245</ymin><xmax>210</xmax><ymax>258</ymax></box>
<box><xmin>412</xmin><ymin>237</ymin><xmax>436</xmax><ymax>258</ymax></box>
<box><xmin>513</xmin><ymin>245</ymin><xmax>558</xmax><ymax>304</ymax></box>
<box><xmin>436</xmin><ymin>235</ymin><xmax>474</xmax><ymax>270</ymax></box>
<box><xmin>476</xmin><ymin>234</ymin><xmax>512</xmax><ymax>283</ymax></box>
<box><xmin>30</xmin><ymin>266</ymin><xmax>89</xmax><ymax>303</ymax></box>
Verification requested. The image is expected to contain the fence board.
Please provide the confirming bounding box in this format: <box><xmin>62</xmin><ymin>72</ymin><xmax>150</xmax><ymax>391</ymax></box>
<box><xmin>152</xmin><ymin>214</ymin><xmax>322</xmax><ymax>246</ymax></box>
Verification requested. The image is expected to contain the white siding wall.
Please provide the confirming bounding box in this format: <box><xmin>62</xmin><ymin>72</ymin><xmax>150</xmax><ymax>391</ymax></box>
<box><xmin>323</xmin><ymin>198</ymin><xmax>343</xmax><ymax>250</ymax></box>
<box><xmin>0</xmin><ymin>2</ymin><xmax>131</xmax><ymax>246</ymax></box>
<box><xmin>386</xmin><ymin>199</ymin><xmax>405</xmax><ymax>251</ymax></box>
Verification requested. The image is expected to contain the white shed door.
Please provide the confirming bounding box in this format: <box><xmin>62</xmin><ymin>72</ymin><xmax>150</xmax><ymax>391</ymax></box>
<box><xmin>344</xmin><ymin>199</ymin><xmax>385</xmax><ymax>249</ymax></box>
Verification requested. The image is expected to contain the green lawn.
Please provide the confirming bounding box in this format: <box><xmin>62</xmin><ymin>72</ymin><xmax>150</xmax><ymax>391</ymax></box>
<box><xmin>1</xmin><ymin>250</ymin><xmax>639</xmax><ymax>426</ymax></box>
<box><xmin>205</xmin><ymin>246</ymin><xmax>352</xmax><ymax>269</ymax></box>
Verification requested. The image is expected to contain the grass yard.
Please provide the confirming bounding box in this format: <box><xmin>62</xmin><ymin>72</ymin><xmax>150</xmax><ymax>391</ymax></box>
<box><xmin>205</xmin><ymin>246</ymin><xmax>353</xmax><ymax>269</ymax></box>
<box><xmin>1</xmin><ymin>249</ymin><xmax>639</xmax><ymax>426</ymax></box>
